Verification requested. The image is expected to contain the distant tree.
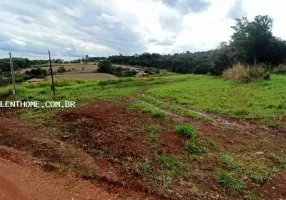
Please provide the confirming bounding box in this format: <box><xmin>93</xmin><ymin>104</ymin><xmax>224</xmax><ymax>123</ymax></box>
<box><xmin>57</xmin><ymin>66</ymin><xmax>67</xmax><ymax>73</ymax></box>
<box><xmin>25</xmin><ymin>68</ymin><xmax>48</xmax><ymax>79</ymax></box>
<box><xmin>98</xmin><ymin>60</ymin><xmax>113</xmax><ymax>73</ymax></box>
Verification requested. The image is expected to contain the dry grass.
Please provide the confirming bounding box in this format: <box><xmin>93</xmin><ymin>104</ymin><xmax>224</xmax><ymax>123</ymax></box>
<box><xmin>46</xmin><ymin>73</ymin><xmax>116</xmax><ymax>81</ymax></box>
<box><xmin>222</xmin><ymin>63</ymin><xmax>270</xmax><ymax>83</ymax></box>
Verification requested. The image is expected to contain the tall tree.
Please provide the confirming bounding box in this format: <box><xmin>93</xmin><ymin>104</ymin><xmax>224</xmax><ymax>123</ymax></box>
<box><xmin>230</xmin><ymin>15</ymin><xmax>273</xmax><ymax>64</ymax></box>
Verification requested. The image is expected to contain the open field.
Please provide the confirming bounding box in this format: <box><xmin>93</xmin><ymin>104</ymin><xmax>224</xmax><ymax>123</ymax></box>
<box><xmin>0</xmin><ymin>73</ymin><xmax>286</xmax><ymax>199</ymax></box>
<box><xmin>18</xmin><ymin>63</ymin><xmax>149</xmax><ymax>74</ymax></box>
<box><xmin>46</xmin><ymin>72</ymin><xmax>117</xmax><ymax>81</ymax></box>
<box><xmin>18</xmin><ymin>64</ymin><xmax>98</xmax><ymax>74</ymax></box>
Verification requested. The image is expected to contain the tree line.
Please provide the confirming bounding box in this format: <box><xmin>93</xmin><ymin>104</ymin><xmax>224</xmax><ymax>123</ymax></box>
<box><xmin>109</xmin><ymin>15</ymin><xmax>286</xmax><ymax>75</ymax></box>
<box><xmin>1</xmin><ymin>15</ymin><xmax>285</xmax><ymax>77</ymax></box>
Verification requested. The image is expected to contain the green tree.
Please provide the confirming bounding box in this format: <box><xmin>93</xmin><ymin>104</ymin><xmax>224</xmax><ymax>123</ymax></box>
<box><xmin>229</xmin><ymin>15</ymin><xmax>274</xmax><ymax>64</ymax></box>
<box><xmin>98</xmin><ymin>60</ymin><xmax>113</xmax><ymax>73</ymax></box>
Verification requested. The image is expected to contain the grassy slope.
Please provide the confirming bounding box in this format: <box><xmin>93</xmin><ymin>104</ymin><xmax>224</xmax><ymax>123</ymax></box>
<box><xmin>147</xmin><ymin>74</ymin><xmax>286</xmax><ymax>118</ymax></box>
<box><xmin>1</xmin><ymin>73</ymin><xmax>285</xmax><ymax>124</ymax></box>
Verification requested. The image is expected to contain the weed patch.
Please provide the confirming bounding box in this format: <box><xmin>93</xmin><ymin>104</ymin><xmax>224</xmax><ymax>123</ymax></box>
<box><xmin>148</xmin><ymin>132</ymin><xmax>160</xmax><ymax>142</ymax></box>
<box><xmin>137</xmin><ymin>163</ymin><xmax>153</xmax><ymax>176</ymax></box>
<box><xmin>185</xmin><ymin>139</ymin><xmax>206</xmax><ymax>154</ymax></box>
<box><xmin>217</xmin><ymin>170</ymin><xmax>247</xmax><ymax>193</ymax></box>
<box><xmin>156</xmin><ymin>154</ymin><xmax>181</xmax><ymax>174</ymax></box>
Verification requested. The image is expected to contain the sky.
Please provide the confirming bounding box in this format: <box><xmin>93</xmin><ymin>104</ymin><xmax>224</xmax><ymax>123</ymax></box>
<box><xmin>0</xmin><ymin>0</ymin><xmax>285</xmax><ymax>60</ymax></box>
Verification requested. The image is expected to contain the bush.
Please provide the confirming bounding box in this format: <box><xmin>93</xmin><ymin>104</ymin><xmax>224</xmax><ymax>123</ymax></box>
<box><xmin>222</xmin><ymin>63</ymin><xmax>270</xmax><ymax>83</ymax></box>
<box><xmin>98</xmin><ymin>60</ymin><xmax>113</xmax><ymax>73</ymax></box>
<box><xmin>57</xmin><ymin>66</ymin><xmax>67</xmax><ymax>73</ymax></box>
<box><xmin>25</xmin><ymin>68</ymin><xmax>48</xmax><ymax>79</ymax></box>
<box><xmin>98</xmin><ymin>60</ymin><xmax>137</xmax><ymax>77</ymax></box>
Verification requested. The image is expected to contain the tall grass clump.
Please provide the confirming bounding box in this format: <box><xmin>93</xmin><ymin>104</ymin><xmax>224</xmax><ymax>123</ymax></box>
<box><xmin>273</xmin><ymin>64</ymin><xmax>286</xmax><ymax>74</ymax></box>
<box><xmin>176</xmin><ymin>124</ymin><xmax>197</xmax><ymax>138</ymax></box>
<box><xmin>217</xmin><ymin>170</ymin><xmax>246</xmax><ymax>193</ymax></box>
<box><xmin>176</xmin><ymin>124</ymin><xmax>206</xmax><ymax>154</ymax></box>
<box><xmin>222</xmin><ymin>63</ymin><xmax>270</xmax><ymax>83</ymax></box>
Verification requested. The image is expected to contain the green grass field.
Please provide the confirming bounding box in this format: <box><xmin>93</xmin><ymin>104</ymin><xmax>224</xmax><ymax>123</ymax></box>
<box><xmin>1</xmin><ymin>73</ymin><xmax>285</xmax><ymax>126</ymax></box>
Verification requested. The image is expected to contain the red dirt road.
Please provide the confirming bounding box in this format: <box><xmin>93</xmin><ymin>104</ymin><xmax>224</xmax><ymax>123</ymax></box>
<box><xmin>0</xmin><ymin>157</ymin><xmax>117</xmax><ymax>200</ymax></box>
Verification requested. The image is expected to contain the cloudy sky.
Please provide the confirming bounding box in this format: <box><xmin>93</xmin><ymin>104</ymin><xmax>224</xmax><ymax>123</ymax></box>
<box><xmin>0</xmin><ymin>0</ymin><xmax>285</xmax><ymax>60</ymax></box>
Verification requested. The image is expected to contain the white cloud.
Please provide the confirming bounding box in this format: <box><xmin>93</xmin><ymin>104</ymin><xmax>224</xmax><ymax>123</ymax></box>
<box><xmin>0</xmin><ymin>0</ymin><xmax>285</xmax><ymax>59</ymax></box>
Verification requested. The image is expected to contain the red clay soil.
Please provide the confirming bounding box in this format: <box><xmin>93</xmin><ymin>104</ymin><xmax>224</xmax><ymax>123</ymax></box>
<box><xmin>57</xmin><ymin>100</ymin><xmax>184</xmax><ymax>158</ymax></box>
<box><xmin>1</xmin><ymin>99</ymin><xmax>286</xmax><ymax>200</ymax></box>
<box><xmin>0</xmin><ymin>156</ymin><xmax>119</xmax><ymax>200</ymax></box>
<box><xmin>0</xmin><ymin>102</ymin><xmax>185</xmax><ymax>199</ymax></box>
<box><xmin>55</xmin><ymin>100</ymin><xmax>186</xmax><ymax>198</ymax></box>
<box><xmin>0</xmin><ymin>107</ymin><xmax>163</xmax><ymax>199</ymax></box>
<box><xmin>255</xmin><ymin>173</ymin><xmax>286</xmax><ymax>199</ymax></box>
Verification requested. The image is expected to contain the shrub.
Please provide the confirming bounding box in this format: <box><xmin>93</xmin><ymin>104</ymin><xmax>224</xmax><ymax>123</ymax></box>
<box><xmin>57</xmin><ymin>66</ymin><xmax>67</xmax><ymax>73</ymax></box>
<box><xmin>98</xmin><ymin>60</ymin><xmax>113</xmax><ymax>73</ymax></box>
<box><xmin>222</xmin><ymin>63</ymin><xmax>270</xmax><ymax>83</ymax></box>
<box><xmin>25</xmin><ymin>68</ymin><xmax>48</xmax><ymax>79</ymax></box>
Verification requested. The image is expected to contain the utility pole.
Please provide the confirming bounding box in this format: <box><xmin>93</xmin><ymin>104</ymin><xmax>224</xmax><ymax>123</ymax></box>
<box><xmin>9</xmin><ymin>52</ymin><xmax>16</xmax><ymax>98</ymax></box>
<box><xmin>48</xmin><ymin>51</ymin><xmax>56</xmax><ymax>97</ymax></box>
